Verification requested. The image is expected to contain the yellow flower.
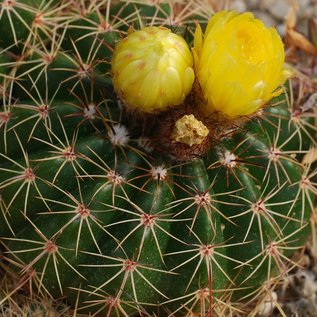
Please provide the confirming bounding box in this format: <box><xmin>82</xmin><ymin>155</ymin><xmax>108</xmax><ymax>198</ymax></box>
<box><xmin>193</xmin><ymin>11</ymin><xmax>292</xmax><ymax>119</ymax></box>
<box><xmin>112</xmin><ymin>26</ymin><xmax>195</xmax><ymax>113</ymax></box>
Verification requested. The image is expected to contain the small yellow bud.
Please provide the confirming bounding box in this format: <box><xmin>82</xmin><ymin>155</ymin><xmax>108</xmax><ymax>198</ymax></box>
<box><xmin>193</xmin><ymin>11</ymin><xmax>291</xmax><ymax>119</ymax></box>
<box><xmin>112</xmin><ymin>26</ymin><xmax>195</xmax><ymax>113</ymax></box>
<box><xmin>172</xmin><ymin>114</ymin><xmax>209</xmax><ymax>146</ymax></box>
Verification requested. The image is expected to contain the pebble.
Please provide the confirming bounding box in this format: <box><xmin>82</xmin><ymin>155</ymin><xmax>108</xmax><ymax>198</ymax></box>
<box><xmin>244</xmin><ymin>0</ymin><xmax>264</xmax><ymax>10</ymax></box>
<box><xmin>295</xmin><ymin>270</ymin><xmax>317</xmax><ymax>299</ymax></box>
<box><xmin>263</xmin><ymin>0</ymin><xmax>292</xmax><ymax>20</ymax></box>
<box><xmin>228</xmin><ymin>0</ymin><xmax>247</xmax><ymax>12</ymax></box>
<box><xmin>257</xmin><ymin>291</ymin><xmax>277</xmax><ymax>317</ymax></box>
<box><xmin>298</xmin><ymin>0</ymin><xmax>314</xmax><ymax>18</ymax></box>
<box><xmin>252</xmin><ymin>11</ymin><xmax>276</xmax><ymax>27</ymax></box>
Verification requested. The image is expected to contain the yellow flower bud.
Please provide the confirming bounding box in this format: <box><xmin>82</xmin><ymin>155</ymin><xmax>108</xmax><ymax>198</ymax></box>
<box><xmin>193</xmin><ymin>11</ymin><xmax>291</xmax><ymax>119</ymax></box>
<box><xmin>112</xmin><ymin>26</ymin><xmax>195</xmax><ymax>113</ymax></box>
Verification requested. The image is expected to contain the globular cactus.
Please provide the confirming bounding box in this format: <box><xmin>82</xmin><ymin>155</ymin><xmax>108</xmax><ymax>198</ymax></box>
<box><xmin>0</xmin><ymin>1</ymin><xmax>316</xmax><ymax>316</ymax></box>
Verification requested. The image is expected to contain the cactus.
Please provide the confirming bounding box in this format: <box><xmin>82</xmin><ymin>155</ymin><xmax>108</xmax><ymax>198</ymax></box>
<box><xmin>0</xmin><ymin>1</ymin><xmax>316</xmax><ymax>316</ymax></box>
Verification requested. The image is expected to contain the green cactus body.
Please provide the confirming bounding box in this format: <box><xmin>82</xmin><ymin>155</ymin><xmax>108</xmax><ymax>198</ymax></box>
<box><xmin>0</xmin><ymin>1</ymin><xmax>316</xmax><ymax>316</ymax></box>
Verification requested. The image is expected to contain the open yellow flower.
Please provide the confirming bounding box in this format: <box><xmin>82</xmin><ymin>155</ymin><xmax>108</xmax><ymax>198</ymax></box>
<box><xmin>112</xmin><ymin>26</ymin><xmax>195</xmax><ymax>113</ymax></box>
<box><xmin>193</xmin><ymin>11</ymin><xmax>292</xmax><ymax>119</ymax></box>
